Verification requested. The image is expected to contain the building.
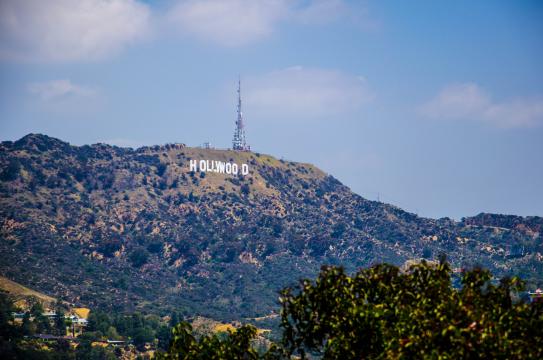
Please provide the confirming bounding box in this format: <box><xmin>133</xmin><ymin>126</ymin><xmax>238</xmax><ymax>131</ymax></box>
<box><xmin>68</xmin><ymin>314</ymin><xmax>88</xmax><ymax>326</ymax></box>
<box><xmin>529</xmin><ymin>288</ymin><xmax>543</xmax><ymax>302</ymax></box>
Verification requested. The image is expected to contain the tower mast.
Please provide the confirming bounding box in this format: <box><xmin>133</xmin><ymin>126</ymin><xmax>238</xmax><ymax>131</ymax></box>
<box><xmin>232</xmin><ymin>77</ymin><xmax>249</xmax><ymax>151</ymax></box>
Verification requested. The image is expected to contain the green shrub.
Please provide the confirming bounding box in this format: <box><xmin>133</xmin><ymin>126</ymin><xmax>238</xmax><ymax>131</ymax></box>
<box><xmin>129</xmin><ymin>248</ymin><xmax>149</xmax><ymax>268</ymax></box>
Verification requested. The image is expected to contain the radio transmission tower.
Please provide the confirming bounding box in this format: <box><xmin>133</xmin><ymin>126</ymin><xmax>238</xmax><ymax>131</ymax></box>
<box><xmin>232</xmin><ymin>77</ymin><xmax>250</xmax><ymax>151</ymax></box>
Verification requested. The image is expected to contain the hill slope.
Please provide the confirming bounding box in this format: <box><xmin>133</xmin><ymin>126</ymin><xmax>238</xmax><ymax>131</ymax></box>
<box><xmin>0</xmin><ymin>275</ymin><xmax>57</xmax><ymax>309</ymax></box>
<box><xmin>1</xmin><ymin>134</ymin><xmax>541</xmax><ymax>319</ymax></box>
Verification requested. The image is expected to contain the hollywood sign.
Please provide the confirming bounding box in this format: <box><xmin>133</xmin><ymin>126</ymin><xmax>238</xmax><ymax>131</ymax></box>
<box><xmin>189</xmin><ymin>159</ymin><xmax>249</xmax><ymax>176</ymax></box>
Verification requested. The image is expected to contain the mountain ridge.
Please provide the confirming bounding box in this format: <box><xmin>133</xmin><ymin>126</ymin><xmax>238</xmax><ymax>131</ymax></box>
<box><xmin>1</xmin><ymin>134</ymin><xmax>541</xmax><ymax>320</ymax></box>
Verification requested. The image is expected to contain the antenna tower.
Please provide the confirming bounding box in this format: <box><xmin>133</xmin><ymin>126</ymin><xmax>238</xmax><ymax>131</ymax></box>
<box><xmin>232</xmin><ymin>77</ymin><xmax>250</xmax><ymax>151</ymax></box>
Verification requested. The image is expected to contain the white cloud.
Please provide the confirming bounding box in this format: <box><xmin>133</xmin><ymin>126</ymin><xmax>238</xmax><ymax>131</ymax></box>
<box><xmin>168</xmin><ymin>0</ymin><xmax>288</xmax><ymax>46</ymax></box>
<box><xmin>421</xmin><ymin>83</ymin><xmax>490</xmax><ymax>119</ymax></box>
<box><xmin>244</xmin><ymin>66</ymin><xmax>373</xmax><ymax>119</ymax></box>
<box><xmin>28</xmin><ymin>79</ymin><xmax>95</xmax><ymax>100</ymax></box>
<box><xmin>421</xmin><ymin>83</ymin><xmax>543</xmax><ymax>128</ymax></box>
<box><xmin>0</xmin><ymin>0</ymin><xmax>151</xmax><ymax>62</ymax></box>
<box><xmin>484</xmin><ymin>98</ymin><xmax>543</xmax><ymax>128</ymax></box>
<box><xmin>291</xmin><ymin>0</ymin><xmax>346</xmax><ymax>25</ymax></box>
<box><xmin>167</xmin><ymin>0</ymin><xmax>349</xmax><ymax>47</ymax></box>
<box><xmin>0</xmin><ymin>1</ymin><xmax>368</xmax><ymax>61</ymax></box>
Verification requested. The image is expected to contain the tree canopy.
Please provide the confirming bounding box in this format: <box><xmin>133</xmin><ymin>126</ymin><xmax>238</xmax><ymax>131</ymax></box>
<box><xmin>160</xmin><ymin>260</ymin><xmax>543</xmax><ymax>359</ymax></box>
<box><xmin>156</xmin><ymin>322</ymin><xmax>261</xmax><ymax>360</ymax></box>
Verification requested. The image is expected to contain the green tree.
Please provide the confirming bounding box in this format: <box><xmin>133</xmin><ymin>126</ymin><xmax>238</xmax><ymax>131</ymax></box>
<box><xmin>156</xmin><ymin>322</ymin><xmax>261</xmax><ymax>360</ymax></box>
<box><xmin>241</xmin><ymin>184</ymin><xmax>250</xmax><ymax>195</ymax></box>
<box><xmin>129</xmin><ymin>248</ymin><xmax>149</xmax><ymax>268</ymax></box>
<box><xmin>279</xmin><ymin>260</ymin><xmax>543</xmax><ymax>359</ymax></box>
<box><xmin>169</xmin><ymin>312</ymin><xmax>180</xmax><ymax>328</ymax></box>
<box><xmin>30</xmin><ymin>302</ymin><xmax>44</xmax><ymax>317</ymax></box>
<box><xmin>21</xmin><ymin>312</ymin><xmax>36</xmax><ymax>336</ymax></box>
<box><xmin>76</xmin><ymin>339</ymin><xmax>116</xmax><ymax>360</ymax></box>
<box><xmin>35</xmin><ymin>313</ymin><xmax>51</xmax><ymax>334</ymax></box>
<box><xmin>156</xmin><ymin>324</ymin><xmax>172</xmax><ymax>351</ymax></box>
<box><xmin>0</xmin><ymin>293</ymin><xmax>15</xmax><ymax>338</ymax></box>
<box><xmin>55</xmin><ymin>308</ymin><xmax>66</xmax><ymax>336</ymax></box>
<box><xmin>132</xmin><ymin>326</ymin><xmax>155</xmax><ymax>350</ymax></box>
<box><xmin>105</xmin><ymin>326</ymin><xmax>120</xmax><ymax>340</ymax></box>
<box><xmin>0</xmin><ymin>158</ymin><xmax>21</xmax><ymax>181</ymax></box>
<box><xmin>87</xmin><ymin>310</ymin><xmax>112</xmax><ymax>334</ymax></box>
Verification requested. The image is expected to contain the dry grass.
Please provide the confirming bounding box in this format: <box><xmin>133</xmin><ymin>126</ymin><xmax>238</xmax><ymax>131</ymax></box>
<box><xmin>0</xmin><ymin>276</ymin><xmax>56</xmax><ymax>308</ymax></box>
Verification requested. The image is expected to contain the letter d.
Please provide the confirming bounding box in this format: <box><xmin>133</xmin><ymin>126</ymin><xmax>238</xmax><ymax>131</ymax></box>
<box><xmin>241</xmin><ymin>164</ymin><xmax>249</xmax><ymax>175</ymax></box>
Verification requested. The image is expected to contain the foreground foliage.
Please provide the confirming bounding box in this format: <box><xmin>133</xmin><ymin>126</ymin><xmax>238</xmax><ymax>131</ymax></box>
<box><xmin>156</xmin><ymin>322</ymin><xmax>262</xmax><ymax>360</ymax></box>
<box><xmin>159</xmin><ymin>260</ymin><xmax>543</xmax><ymax>359</ymax></box>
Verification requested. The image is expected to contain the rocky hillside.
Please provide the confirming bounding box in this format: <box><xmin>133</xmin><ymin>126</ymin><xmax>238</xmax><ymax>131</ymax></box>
<box><xmin>0</xmin><ymin>134</ymin><xmax>541</xmax><ymax>320</ymax></box>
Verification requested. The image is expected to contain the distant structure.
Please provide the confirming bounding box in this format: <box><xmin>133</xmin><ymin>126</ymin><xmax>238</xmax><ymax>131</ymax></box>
<box><xmin>529</xmin><ymin>288</ymin><xmax>543</xmax><ymax>303</ymax></box>
<box><xmin>232</xmin><ymin>77</ymin><xmax>250</xmax><ymax>151</ymax></box>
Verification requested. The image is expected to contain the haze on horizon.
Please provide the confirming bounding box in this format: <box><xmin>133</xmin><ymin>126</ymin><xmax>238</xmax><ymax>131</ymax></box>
<box><xmin>0</xmin><ymin>0</ymin><xmax>542</xmax><ymax>220</ymax></box>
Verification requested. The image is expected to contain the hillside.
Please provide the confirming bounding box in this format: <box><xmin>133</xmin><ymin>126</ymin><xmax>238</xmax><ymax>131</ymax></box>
<box><xmin>0</xmin><ymin>276</ymin><xmax>57</xmax><ymax>310</ymax></box>
<box><xmin>0</xmin><ymin>134</ymin><xmax>542</xmax><ymax>320</ymax></box>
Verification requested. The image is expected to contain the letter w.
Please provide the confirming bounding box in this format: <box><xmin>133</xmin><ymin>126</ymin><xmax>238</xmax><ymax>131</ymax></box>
<box><xmin>217</xmin><ymin>161</ymin><xmax>225</xmax><ymax>173</ymax></box>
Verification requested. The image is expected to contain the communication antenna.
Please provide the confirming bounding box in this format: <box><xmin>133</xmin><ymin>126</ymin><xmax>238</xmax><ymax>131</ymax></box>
<box><xmin>232</xmin><ymin>76</ymin><xmax>250</xmax><ymax>151</ymax></box>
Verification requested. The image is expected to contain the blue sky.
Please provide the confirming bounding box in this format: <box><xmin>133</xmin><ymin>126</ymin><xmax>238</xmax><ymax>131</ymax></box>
<box><xmin>0</xmin><ymin>0</ymin><xmax>542</xmax><ymax>219</ymax></box>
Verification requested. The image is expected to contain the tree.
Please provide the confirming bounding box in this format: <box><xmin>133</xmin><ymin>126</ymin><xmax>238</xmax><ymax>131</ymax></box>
<box><xmin>55</xmin><ymin>308</ymin><xmax>66</xmax><ymax>336</ymax></box>
<box><xmin>156</xmin><ymin>163</ymin><xmax>167</xmax><ymax>177</ymax></box>
<box><xmin>0</xmin><ymin>294</ymin><xmax>15</xmax><ymax>338</ymax></box>
<box><xmin>0</xmin><ymin>159</ymin><xmax>21</xmax><ymax>181</ymax></box>
<box><xmin>35</xmin><ymin>313</ymin><xmax>51</xmax><ymax>334</ymax></box>
<box><xmin>156</xmin><ymin>322</ymin><xmax>261</xmax><ymax>360</ymax></box>
<box><xmin>133</xmin><ymin>326</ymin><xmax>155</xmax><ymax>350</ymax></box>
<box><xmin>76</xmin><ymin>339</ymin><xmax>116</xmax><ymax>360</ymax></box>
<box><xmin>105</xmin><ymin>326</ymin><xmax>120</xmax><ymax>340</ymax></box>
<box><xmin>157</xmin><ymin>324</ymin><xmax>172</xmax><ymax>351</ymax></box>
<box><xmin>21</xmin><ymin>312</ymin><xmax>35</xmax><ymax>336</ymax></box>
<box><xmin>87</xmin><ymin>310</ymin><xmax>112</xmax><ymax>333</ymax></box>
<box><xmin>169</xmin><ymin>312</ymin><xmax>180</xmax><ymax>328</ymax></box>
<box><xmin>30</xmin><ymin>302</ymin><xmax>44</xmax><ymax>317</ymax></box>
<box><xmin>278</xmin><ymin>260</ymin><xmax>543</xmax><ymax>359</ymax></box>
<box><xmin>129</xmin><ymin>248</ymin><xmax>149</xmax><ymax>268</ymax></box>
<box><xmin>240</xmin><ymin>184</ymin><xmax>250</xmax><ymax>195</ymax></box>
<box><xmin>422</xmin><ymin>246</ymin><xmax>432</xmax><ymax>259</ymax></box>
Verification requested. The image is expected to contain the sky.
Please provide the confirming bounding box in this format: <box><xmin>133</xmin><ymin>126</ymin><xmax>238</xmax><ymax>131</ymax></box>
<box><xmin>0</xmin><ymin>0</ymin><xmax>542</xmax><ymax>219</ymax></box>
